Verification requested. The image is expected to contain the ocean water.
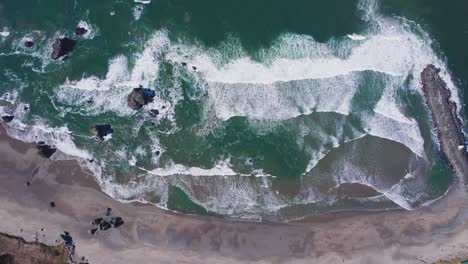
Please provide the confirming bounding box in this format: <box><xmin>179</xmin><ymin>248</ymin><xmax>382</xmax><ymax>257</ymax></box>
<box><xmin>0</xmin><ymin>0</ymin><xmax>465</xmax><ymax>221</ymax></box>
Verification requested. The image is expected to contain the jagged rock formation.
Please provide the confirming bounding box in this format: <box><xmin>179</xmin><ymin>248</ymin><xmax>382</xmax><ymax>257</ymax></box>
<box><xmin>127</xmin><ymin>87</ymin><xmax>156</xmax><ymax>110</ymax></box>
<box><xmin>90</xmin><ymin>124</ymin><xmax>114</xmax><ymax>141</ymax></box>
<box><xmin>51</xmin><ymin>38</ymin><xmax>76</xmax><ymax>60</ymax></box>
<box><xmin>421</xmin><ymin>64</ymin><xmax>468</xmax><ymax>187</ymax></box>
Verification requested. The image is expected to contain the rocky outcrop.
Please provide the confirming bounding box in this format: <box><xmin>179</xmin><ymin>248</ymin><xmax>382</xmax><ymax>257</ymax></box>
<box><xmin>50</xmin><ymin>37</ymin><xmax>76</xmax><ymax>60</ymax></box>
<box><xmin>74</xmin><ymin>27</ymin><xmax>88</xmax><ymax>36</ymax></box>
<box><xmin>421</xmin><ymin>64</ymin><xmax>468</xmax><ymax>186</ymax></box>
<box><xmin>24</xmin><ymin>40</ymin><xmax>34</xmax><ymax>48</ymax></box>
<box><xmin>1</xmin><ymin>115</ymin><xmax>14</xmax><ymax>123</ymax></box>
<box><xmin>36</xmin><ymin>143</ymin><xmax>57</xmax><ymax>158</ymax></box>
<box><xmin>127</xmin><ymin>87</ymin><xmax>156</xmax><ymax>110</ymax></box>
<box><xmin>0</xmin><ymin>232</ymin><xmax>69</xmax><ymax>264</ymax></box>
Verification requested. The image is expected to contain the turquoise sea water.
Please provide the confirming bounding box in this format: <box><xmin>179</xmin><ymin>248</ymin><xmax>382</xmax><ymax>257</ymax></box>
<box><xmin>0</xmin><ymin>0</ymin><xmax>465</xmax><ymax>221</ymax></box>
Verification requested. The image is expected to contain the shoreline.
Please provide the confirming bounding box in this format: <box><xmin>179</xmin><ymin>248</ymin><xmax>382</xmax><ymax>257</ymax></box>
<box><xmin>1</xmin><ymin>124</ymin><xmax>468</xmax><ymax>263</ymax></box>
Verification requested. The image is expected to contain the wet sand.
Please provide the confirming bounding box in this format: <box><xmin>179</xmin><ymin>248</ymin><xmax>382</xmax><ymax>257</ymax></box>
<box><xmin>1</xmin><ymin>127</ymin><xmax>468</xmax><ymax>264</ymax></box>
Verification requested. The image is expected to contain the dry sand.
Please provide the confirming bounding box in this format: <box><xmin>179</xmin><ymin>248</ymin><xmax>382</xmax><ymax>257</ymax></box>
<box><xmin>1</xmin><ymin>127</ymin><xmax>468</xmax><ymax>264</ymax></box>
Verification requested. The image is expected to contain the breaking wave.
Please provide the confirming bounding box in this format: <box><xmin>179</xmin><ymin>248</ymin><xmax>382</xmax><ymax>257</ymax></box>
<box><xmin>0</xmin><ymin>0</ymin><xmax>461</xmax><ymax>220</ymax></box>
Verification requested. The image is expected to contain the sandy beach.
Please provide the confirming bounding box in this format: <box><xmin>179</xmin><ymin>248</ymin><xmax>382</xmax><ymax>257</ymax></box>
<box><xmin>0</xmin><ymin>126</ymin><xmax>467</xmax><ymax>264</ymax></box>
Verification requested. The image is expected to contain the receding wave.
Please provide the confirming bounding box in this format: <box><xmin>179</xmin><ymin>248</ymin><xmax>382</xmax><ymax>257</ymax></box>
<box><xmin>0</xmin><ymin>0</ymin><xmax>460</xmax><ymax>220</ymax></box>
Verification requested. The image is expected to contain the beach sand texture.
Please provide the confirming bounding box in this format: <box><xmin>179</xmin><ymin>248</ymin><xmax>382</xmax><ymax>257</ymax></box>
<box><xmin>1</xmin><ymin>127</ymin><xmax>468</xmax><ymax>263</ymax></box>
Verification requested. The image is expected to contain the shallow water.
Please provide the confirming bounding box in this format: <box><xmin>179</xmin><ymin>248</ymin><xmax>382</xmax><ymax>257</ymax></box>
<box><xmin>0</xmin><ymin>0</ymin><xmax>464</xmax><ymax>221</ymax></box>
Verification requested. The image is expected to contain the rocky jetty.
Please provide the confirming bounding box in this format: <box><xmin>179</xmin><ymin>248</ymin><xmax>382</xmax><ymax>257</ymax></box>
<box><xmin>51</xmin><ymin>37</ymin><xmax>76</xmax><ymax>60</ymax></box>
<box><xmin>421</xmin><ymin>64</ymin><xmax>468</xmax><ymax>186</ymax></box>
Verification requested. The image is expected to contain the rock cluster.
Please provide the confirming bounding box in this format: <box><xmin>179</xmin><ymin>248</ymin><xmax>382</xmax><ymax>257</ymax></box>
<box><xmin>88</xmin><ymin>207</ymin><xmax>125</xmax><ymax>236</ymax></box>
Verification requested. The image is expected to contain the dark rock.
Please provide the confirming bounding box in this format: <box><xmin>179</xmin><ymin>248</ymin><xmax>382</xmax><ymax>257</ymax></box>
<box><xmin>105</xmin><ymin>207</ymin><xmax>112</xmax><ymax>216</ymax></box>
<box><xmin>99</xmin><ymin>220</ymin><xmax>111</xmax><ymax>231</ymax></box>
<box><xmin>92</xmin><ymin>218</ymin><xmax>103</xmax><ymax>225</ymax></box>
<box><xmin>161</xmin><ymin>106</ymin><xmax>166</xmax><ymax>109</ymax></box>
<box><xmin>60</xmin><ymin>231</ymin><xmax>73</xmax><ymax>245</ymax></box>
<box><xmin>149</xmin><ymin>109</ymin><xmax>159</xmax><ymax>117</ymax></box>
<box><xmin>75</xmin><ymin>27</ymin><xmax>88</xmax><ymax>36</ymax></box>
<box><xmin>0</xmin><ymin>254</ymin><xmax>15</xmax><ymax>264</ymax></box>
<box><xmin>23</xmin><ymin>106</ymin><xmax>29</xmax><ymax>111</ymax></box>
<box><xmin>110</xmin><ymin>217</ymin><xmax>125</xmax><ymax>228</ymax></box>
<box><xmin>192</xmin><ymin>66</ymin><xmax>197</xmax><ymax>71</ymax></box>
<box><xmin>24</xmin><ymin>40</ymin><xmax>34</xmax><ymax>48</ymax></box>
<box><xmin>86</xmin><ymin>99</ymin><xmax>93</xmax><ymax>103</ymax></box>
<box><xmin>155</xmin><ymin>150</ymin><xmax>160</xmax><ymax>156</ymax></box>
<box><xmin>37</xmin><ymin>144</ymin><xmax>57</xmax><ymax>158</ymax></box>
<box><xmin>127</xmin><ymin>87</ymin><xmax>156</xmax><ymax>110</ymax></box>
<box><xmin>88</xmin><ymin>159</ymin><xmax>94</xmax><ymax>163</ymax></box>
<box><xmin>181</xmin><ymin>62</ymin><xmax>187</xmax><ymax>67</ymax></box>
<box><xmin>89</xmin><ymin>228</ymin><xmax>98</xmax><ymax>235</ymax></box>
<box><xmin>90</xmin><ymin>124</ymin><xmax>113</xmax><ymax>141</ymax></box>
<box><xmin>1</xmin><ymin>115</ymin><xmax>14</xmax><ymax>123</ymax></box>
<box><xmin>60</xmin><ymin>231</ymin><xmax>75</xmax><ymax>256</ymax></box>
<box><xmin>26</xmin><ymin>182</ymin><xmax>30</xmax><ymax>186</ymax></box>
<box><xmin>40</xmin><ymin>228</ymin><xmax>44</xmax><ymax>231</ymax></box>
<box><xmin>51</xmin><ymin>37</ymin><xmax>76</xmax><ymax>60</ymax></box>
<box><xmin>50</xmin><ymin>201</ymin><xmax>55</xmax><ymax>208</ymax></box>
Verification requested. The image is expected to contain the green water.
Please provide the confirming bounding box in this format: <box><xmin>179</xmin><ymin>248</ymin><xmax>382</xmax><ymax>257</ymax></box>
<box><xmin>0</xmin><ymin>0</ymin><xmax>464</xmax><ymax>221</ymax></box>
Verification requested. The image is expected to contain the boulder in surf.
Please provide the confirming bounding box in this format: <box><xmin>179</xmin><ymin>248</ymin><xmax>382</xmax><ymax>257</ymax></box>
<box><xmin>127</xmin><ymin>87</ymin><xmax>156</xmax><ymax>110</ymax></box>
<box><xmin>24</xmin><ymin>40</ymin><xmax>34</xmax><ymax>48</ymax></box>
<box><xmin>1</xmin><ymin>115</ymin><xmax>14</xmax><ymax>123</ymax></box>
<box><xmin>91</xmin><ymin>124</ymin><xmax>114</xmax><ymax>141</ymax></box>
<box><xmin>37</xmin><ymin>143</ymin><xmax>57</xmax><ymax>158</ymax></box>
<box><xmin>74</xmin><ymin>26</ymin><xmax>88</xmax><ymax>36</ymax></box>
<box><xmin>51</xmin><ymin>37</ymin><xmax>76</xmax><ymax>60</ymax></box>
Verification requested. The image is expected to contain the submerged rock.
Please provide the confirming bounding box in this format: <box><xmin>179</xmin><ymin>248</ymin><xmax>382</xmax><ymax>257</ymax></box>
<box><xmin>74</xmin><ymin>27</ymin><xmax>88</xmax><ymax>36</ymax></box>
<box><xmin>51</xmin><ymin>37</ymin><xmax>76</xmax><ymax>60</ymax></box>
<box><xmin>90</xmin><ymin>124</ymin><xmax>113</xmax><ymax>141</ymax></box>
<box><xmin>149</xmin><ymin>109</ymin><xmax>159</xmax><ymax>117</ymax></box>
<box><xmin>127</xmin><ymin>87</ymin><xmax>156</xmax><ymax>110</ymax></box>
<box><xmin>1</xmin><ymin>115</ymin><xmax>14</xmax><ymax>123</ymax></box>
<box><xmin>24</xmin><ymin>40</ymin><xmax>34</xmax><ymax>48</ymax></box>
<box><xmin>49</xmin><ymin>201</ymin><xmax>55</xmax><ymax>208</ymax></box>
<box><xmin>37</xmin><ymin>143</ymin><xmax>57</xmax><ymax>158</ymax></box>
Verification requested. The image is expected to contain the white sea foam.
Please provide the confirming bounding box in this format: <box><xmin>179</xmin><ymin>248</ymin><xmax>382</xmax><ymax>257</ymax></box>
<box><xmin>133</xmin><ymin>5</ymin><xmax>144</xmax><ymax>21</ymax></box>
<box><xmin>134</xmin><ymin>0</ymin><xmax>151</xmax><ymax>4</ymax></box>
<box><xmin>0</xmin><ymin>27</ymin><xmax>10</xmax><ymax>37</ymax></box>
<box><xmin>18</xmin><ymin>0</ymin><xmax>462</xmax><ymax>218</ymax></box>
<box><xmin>56</xmin><ymin>31</ymin><xmax>178</xmax><ymax>119</ymax></box>
<box><xmin>347</xmin><ymin>33</ymin><xmax>367</xmax><ymax>40</ymax></box>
